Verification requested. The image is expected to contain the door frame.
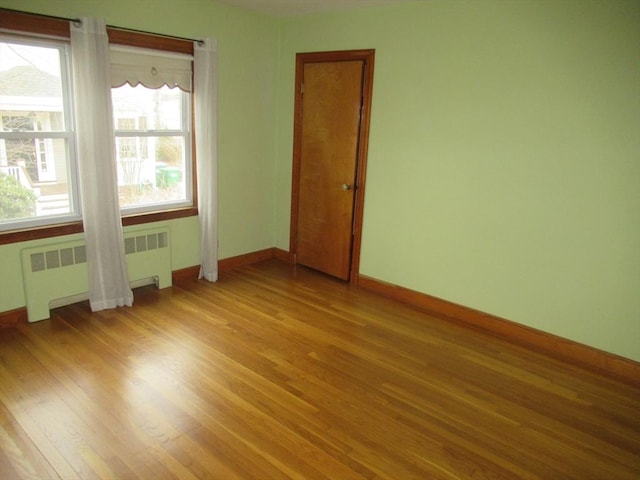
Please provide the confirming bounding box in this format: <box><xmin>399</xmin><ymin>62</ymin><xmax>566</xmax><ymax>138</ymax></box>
<box><xmin>289</xmin><ymin>49</ymin><xmax>375</xmax><ymax>285</ymax></box>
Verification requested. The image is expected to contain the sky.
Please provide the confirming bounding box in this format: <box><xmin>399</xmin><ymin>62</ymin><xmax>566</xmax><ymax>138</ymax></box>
<box><xmin>0</xmin><ymin>40</ymin><xmax>62</xmax><ymax>76</ymax></box>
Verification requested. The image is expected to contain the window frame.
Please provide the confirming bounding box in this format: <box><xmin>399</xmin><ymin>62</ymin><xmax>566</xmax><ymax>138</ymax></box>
<box><xmin>0</xmin><ymin>9</ymin><xmax>198</xmax><ymax>245</ymax></box>
<box><xmin>0</xmin><ymin>34</ymin><xmax>81</xmax><ymax>232</ymax></box>
<box><xmin>112</xmin><ymin>82</ymin><xmax>193</xmax><ymax>215</ymax></box>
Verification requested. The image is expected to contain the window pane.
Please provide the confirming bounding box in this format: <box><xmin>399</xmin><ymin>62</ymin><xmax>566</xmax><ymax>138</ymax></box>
<box><xmin>112</xmin><ymin>82</ymin><xmax>191</xmax><ymax>213</ymax></box>
<box><xmin>0</xmin><ymin>138</ymin><xmax>74</xmax><ymax>224</ymax></box>
<box><xmin>112</xmin><ymin>84</ymin><xmax>184</xmax><ymax>130</ymax></box>
<box><xmin>0</xmin><ymin>43</ymin><xmax>65</xmax><ymax>130</ymax></box>
<box><xmin>116</xmin><ymin>135</ymin><xmax>187</xmax><ymax>209</ymax></box>
<box><xmin>0</xmin><ymin>39</ymin><xmax>78</xmax><ymax>230</ymax></box>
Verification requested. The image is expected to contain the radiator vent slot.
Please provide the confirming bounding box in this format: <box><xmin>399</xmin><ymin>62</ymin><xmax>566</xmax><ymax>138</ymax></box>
<box><xmin>124</xmin><ymin>232</ymin><xmax>167</xmax><ymax>255</ymax></box>
<box><xmin>75</xmin><ymin>245</ymin><xmax>87</xmax><ymax>264</ymax></box>
<box><xmin>31</xmin><ymin>233</ymin><xmax>168</xmax><ymax>273</ymax></box>
<box><xmin>30</xmin><ymin>253</ymin><xmax>46</xmax><ymax>272</ymax></box>
<box><xmin>31</xmin><ymin>245</ymin><xmax>87</xmax><ymax>273</ymax></box>
<box><xmin>60</xmin><ymin>247</ymin><xmax>74</xmax><ymax>267</ymax></box>
<box><xmin>45</xmin><ymin>250</ymin><xmax>59</xmax><ymax>269</ymax></box>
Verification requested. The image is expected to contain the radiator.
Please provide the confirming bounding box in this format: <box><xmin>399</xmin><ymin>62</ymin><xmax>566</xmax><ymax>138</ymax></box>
<box><xmin>20</xmin><ymin>227</ymin><xmax>172</xmax><ymax>322</ymax></box>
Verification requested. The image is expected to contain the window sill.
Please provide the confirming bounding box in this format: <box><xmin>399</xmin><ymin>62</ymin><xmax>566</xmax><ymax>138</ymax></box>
<box><xmin>122</xmin><ymin>206</ymin><xmax>198</xmax><ymax>227</ymax></box>
<box><xmin>0</xmin><ymin>206</ymin><xmax>198</xmax><ymax>245</ymax></box>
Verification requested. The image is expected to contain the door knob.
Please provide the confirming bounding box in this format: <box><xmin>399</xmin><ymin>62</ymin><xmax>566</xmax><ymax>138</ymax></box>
<box><xmin>341</xmin><ymin>183</ymin><xmax>352</xmax><ymax>191</ymax></box>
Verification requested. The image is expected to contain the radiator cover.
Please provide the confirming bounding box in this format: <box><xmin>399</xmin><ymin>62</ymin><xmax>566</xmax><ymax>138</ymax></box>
<box><xmin>20</xmin><ymin>227</ymin><xmax>172</xmax><ymax>322</ymax></box>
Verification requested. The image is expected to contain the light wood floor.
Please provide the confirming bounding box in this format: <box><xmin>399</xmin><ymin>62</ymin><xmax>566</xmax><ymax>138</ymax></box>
<box><xmin>1</xmin><ymin>260</ymin><xmax>638</xmax><ymax>479</ymax></box>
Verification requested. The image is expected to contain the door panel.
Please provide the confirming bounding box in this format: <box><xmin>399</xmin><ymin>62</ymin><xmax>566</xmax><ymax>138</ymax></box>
<box><xmin>296</xmin><ymin>61</ymin><xmax>364</xmax><ymax>280</ymax></box>
<box><xmin>290</xmin><ymin>49</ymin><xmax>375</xmax><ymax>283</ymax></box>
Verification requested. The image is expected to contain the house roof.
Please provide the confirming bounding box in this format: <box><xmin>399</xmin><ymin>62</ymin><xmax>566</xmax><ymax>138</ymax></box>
<box><xmin>0</xmin><ymin>65</ymin><xmax>62</xmax><ymax>97</ymax></box>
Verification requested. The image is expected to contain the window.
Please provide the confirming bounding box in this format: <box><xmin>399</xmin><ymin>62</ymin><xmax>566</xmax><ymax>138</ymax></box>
<box><xmin>0</xmin><ymin>9</ymin><xmax>198</xmax><ymax>243</ymax></box>
<box><xmin>109</xmin><ymin>44</ymin><xmax>194</xmax><ymax>215</ymax></box>
<box><xmin>112</xmin><ymin>83</ymin><xmax>192</xmax><ymax>213</ymax></box>
<box><xmin>0</xmin><ymin>37</ymin><xmax>80</xmax><ymax>231</ymax></box>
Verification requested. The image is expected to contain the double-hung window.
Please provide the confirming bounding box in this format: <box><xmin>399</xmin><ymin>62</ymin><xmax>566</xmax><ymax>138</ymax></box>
<box><xmin>110</xmin><ymin>46</ymin><xmax>193</xmax><ymax>214</ymax></box>
<box><xmin>0</xmin><ymin>9</ymin><xmax>198</xmax><ymax>242</ymax></box>
<box><xmin>0</xmin><ymin>35</ymin><xmax>80</xmax><ymax>231</ymax></box>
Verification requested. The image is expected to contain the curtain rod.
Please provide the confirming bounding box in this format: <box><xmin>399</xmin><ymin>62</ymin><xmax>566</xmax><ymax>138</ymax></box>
<box><xmin>1</xmin><ymin>8</ymin><xmax>204</xmax><ymax>45</ymax></box>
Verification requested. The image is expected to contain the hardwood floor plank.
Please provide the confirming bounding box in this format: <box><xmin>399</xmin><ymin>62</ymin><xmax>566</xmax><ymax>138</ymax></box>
<box><xmin>1</xmin><ymin>259</ymin><xmax>638</xmax><ymax>479</ymax></box>
<box><xmin>0</xmin><ymin>347</ymin><xmax>89</xmax><ymax>480</ymax></box>
<box><xmin>0</xmin><ymin>417</ymin><xmax>54</xmax><ymax>480</ymax></box>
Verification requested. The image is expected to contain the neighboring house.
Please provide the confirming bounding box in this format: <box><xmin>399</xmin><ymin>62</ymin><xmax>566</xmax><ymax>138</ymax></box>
<box><xmin>112</xmin><ymin>87</ymin><xmax>161</xmax><ymax>190</ymax></box>
<box><xmin>0</xmin><ymin>65</ymin><xmax>65</xmax><ymax>186</ymax></box>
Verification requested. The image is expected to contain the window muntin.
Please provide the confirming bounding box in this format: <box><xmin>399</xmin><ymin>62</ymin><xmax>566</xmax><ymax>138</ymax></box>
<box><xmin>111</xmin><ymin>83</ymin><xmax>192</xmax><ymax>213</ymax></box>
<box><xmin>0</xmin><ymin>37</ymin><xmax>80</xmax><ymax>231</ymax></box>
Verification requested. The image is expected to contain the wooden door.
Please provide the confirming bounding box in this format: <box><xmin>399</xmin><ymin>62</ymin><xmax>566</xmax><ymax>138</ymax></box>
<box><xmin>291</xmin><ymin>50</ymin><xmax>375</xmax><ymax>282</ymax></box>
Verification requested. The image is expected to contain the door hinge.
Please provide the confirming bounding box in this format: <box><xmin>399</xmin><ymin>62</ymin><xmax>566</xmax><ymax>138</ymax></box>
<box><xmin>301</xmin><ymin>82</ymin><xmax>305</xmax><ymax>94</ymax></box>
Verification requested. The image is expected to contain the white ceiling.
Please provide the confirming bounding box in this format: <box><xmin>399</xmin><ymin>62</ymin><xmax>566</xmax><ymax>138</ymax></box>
<box><xmin>216</xmin><ymin>0</ymin><xmax>421</xmax><ymax>17</ymax></box>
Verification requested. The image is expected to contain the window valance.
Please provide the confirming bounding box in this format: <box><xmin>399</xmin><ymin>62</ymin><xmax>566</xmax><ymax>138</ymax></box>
<box><xmin>110</xmin><ymin>46</ymin><xmax>193</xmax><ymax>92</ymax></box>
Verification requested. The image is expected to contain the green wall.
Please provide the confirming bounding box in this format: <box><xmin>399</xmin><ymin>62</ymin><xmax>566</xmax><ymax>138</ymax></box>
<box><xmin>275</xmin><ymin>0</ymin><xmax>640</xmax><ymax>362</ymax></box>
<box><xmin>0</xmin><ymin>0</ymin><xmax>280</xmax><ymax>311</ymax></box>
<box><xmin>1</xmin><ymin>0</ymin><xmax>638</xmax><ymax>364</ymax></box>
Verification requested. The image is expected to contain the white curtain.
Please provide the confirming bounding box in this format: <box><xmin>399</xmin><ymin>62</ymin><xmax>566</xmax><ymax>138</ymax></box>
<box><xmin>194</xmin><ymin>38</ymin><xmax>218</xmax><ymax>282</ymax></box>
<box><xmin>70</xmin><ymin>18</ymin><xmax>133</xmax><ymax>311</ymax></box>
